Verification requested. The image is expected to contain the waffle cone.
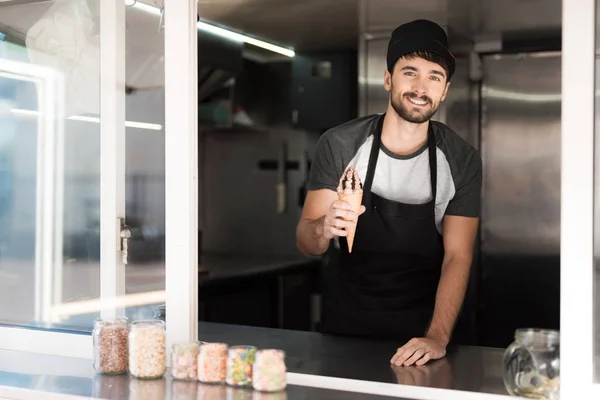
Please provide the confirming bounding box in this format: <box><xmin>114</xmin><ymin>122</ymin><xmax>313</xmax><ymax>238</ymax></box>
<box><xmin>338</xmin><ymin>192</ymin><xmax>363</xmax><ymax>253</ymax></box>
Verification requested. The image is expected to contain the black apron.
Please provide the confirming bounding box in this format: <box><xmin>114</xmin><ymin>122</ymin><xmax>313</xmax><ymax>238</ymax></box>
<box><xmin>321</xmin><ymin>114</ymin><xmax>445</xmax><ymax>342</ymax></box>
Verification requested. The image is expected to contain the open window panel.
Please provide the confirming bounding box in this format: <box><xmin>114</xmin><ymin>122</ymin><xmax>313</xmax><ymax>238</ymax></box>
<box><xmin>0</xmin><ymin>0</ymin><xmax>197</xmax><ymax>359</ymax></box>
<box><xmin>562</xmin><ymin>0</ymin><xmax>600</xmax><ymax>397</ymax></box>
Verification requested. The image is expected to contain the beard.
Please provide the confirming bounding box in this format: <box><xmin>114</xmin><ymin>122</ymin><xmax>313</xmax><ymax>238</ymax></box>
<box><xmin>391</xmin><ymin>92</ymin><xmax>439</xmax><ymax>124</ymax></box>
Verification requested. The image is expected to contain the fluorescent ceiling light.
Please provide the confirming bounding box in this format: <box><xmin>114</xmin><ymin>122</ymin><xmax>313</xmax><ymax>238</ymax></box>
<box><xmin>198</xmin><ymin>22</ymin><xmax>295</xmax><ymax>58</ymax></box>
<box><xmin>11</xmin><ymin>108</ymin><xmax>163</xmax><ymax>131</ymax></box>
<box><xmin>130</xmin><ymin>1</ymin><xmax>295</xmax><ymax>58</ymax></box>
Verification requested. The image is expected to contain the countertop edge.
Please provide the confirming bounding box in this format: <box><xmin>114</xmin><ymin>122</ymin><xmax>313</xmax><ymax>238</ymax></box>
<box><xmin>287</xmin><ymin>373</ymin><xmax>514</xmax><ymax>400</ymax></box>
<box><xmin>0</xmin><ymin>369</ymin><xmax>515</xmax><ymax>400</ymax></box>
<box><xmin>0</xmin><ymin>346</ymin><xmax>514</xmax><ymax>400</ymax></box>
<box><xmin>0</xmin><ymin>385</ymin><xmax>98</xmax><ymax>400</ymax></box>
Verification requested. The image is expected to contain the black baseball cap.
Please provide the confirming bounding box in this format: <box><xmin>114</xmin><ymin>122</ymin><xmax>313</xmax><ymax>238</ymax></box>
<box><xmin>386</xmin><ymin>19</ymin><xmax>455</xmax><ymax>80</ymax></box>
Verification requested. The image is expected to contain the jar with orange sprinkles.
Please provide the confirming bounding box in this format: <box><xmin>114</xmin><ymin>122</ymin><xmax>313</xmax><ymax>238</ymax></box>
<box><xmin>197</xmin><ymin>342</ymin><xmax>228</xmax><ymax>384</ymax></box>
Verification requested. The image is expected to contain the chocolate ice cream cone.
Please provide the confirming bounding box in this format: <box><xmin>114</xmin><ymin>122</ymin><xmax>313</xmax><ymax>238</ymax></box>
<box><xmin>339</xmin><ymin>192</ymin><xmax>363</xmax><ymax>253</ymax></box>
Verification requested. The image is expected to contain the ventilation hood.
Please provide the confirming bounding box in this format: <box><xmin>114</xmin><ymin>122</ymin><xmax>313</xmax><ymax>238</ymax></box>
<box><xmin>197</xmin><ymin>28</ymin><xmax>244</xmax><ymax>102</ymax></box>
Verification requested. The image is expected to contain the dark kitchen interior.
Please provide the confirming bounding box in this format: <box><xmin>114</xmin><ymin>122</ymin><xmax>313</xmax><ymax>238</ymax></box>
<box><xmin>0</xmin><ymin>0</ymin><xmax>561</xmax><ymax>348</ymax></box>
<box><xmin>186</xmin><ymin>0</ymin><xmax>561</xmax><ymax>350</ymax></box>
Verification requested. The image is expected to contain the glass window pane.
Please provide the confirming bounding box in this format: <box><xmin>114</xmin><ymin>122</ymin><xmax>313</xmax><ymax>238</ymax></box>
<box><xmin>0</xmin><ymin>1</ymin><xmax>102</xmax><ymax>329</ymax></box>
<box><xmin>122</xmin><ymin>3</ymin><xmax>166</xmax><ymax>322</ymax></box>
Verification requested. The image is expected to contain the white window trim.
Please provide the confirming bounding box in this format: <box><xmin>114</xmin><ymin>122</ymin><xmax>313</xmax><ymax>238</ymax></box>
<box><xmin>560</xmin><ymin>0</ymin><xmax>600</xmax><ymax>397</ymax></box>
<box><xmin>0</xmin><ymin>326</ymin><xmax>91</xmax><ymax>359</ymax></box>
<box><xmin>164</xmin><ymin>0</ymin><xmax>199</xmax><ymax>349</ymax></box>
<box><xmin>99</xmin><ymin>0</ymin><xmax>127</xmax><ymax>319</ymax></box>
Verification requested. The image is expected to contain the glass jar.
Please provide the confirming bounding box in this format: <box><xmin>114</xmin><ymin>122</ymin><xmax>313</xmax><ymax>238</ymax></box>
<box><xmin>503</xmin><ymin>328</ymin><xmax>560</xmax><ymax>399</ymax></box>
<box><xmin>128</xmin><ymin>320</ymin><xmax>166</xmax><ymax>379</ymax></box>
<box><xmin>252</xmin><ymin>349</ymin><xmax>287</xmax><ymax>392</ymax></box>
<box><xmin>171</xmin><ymin>342</ymin><xmax>199</xmax><ymax>380</ymax></box>
<box><xmin>198</xmin><ymin>342</ymin><xmax>228</xmax><ymax>383</ymax></box>
<box><xmin>226</xmin><ymin>345</ymin><xmax>257</xmax><ymax>387</ymax></box>
<box><xmin>92</xmin><ymin>317</ymin><xmax>129</xmax><ymax>374</ymax></box>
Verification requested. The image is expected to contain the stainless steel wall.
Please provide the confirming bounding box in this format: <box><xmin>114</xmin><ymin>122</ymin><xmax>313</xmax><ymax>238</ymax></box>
<box><xmin>360</xmin><ymin>37</ymin><xmax>388</xmax><ymax>117</ymax></box>
<box><xmin>443</xmin><ymin>55</ymin><xmax>481</xmax><ymax>345</ymax></box>
<box><xmin>444</xmin><ymin>56</ymin><xmax>479</xmax><ymax>146</ymax></box>
<box><xmin>478</xmin><ymin>52</ymin><xmax>561</xmax><ymax>347</ymax></box>
<box><xmin>481</xmin><ymin>53</ymin><xmax>561</xmax><ymax>256</ymax></box>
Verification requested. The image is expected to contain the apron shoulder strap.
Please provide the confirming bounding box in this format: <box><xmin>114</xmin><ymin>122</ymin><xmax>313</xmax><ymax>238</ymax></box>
<box><xmin>363</xmin><ymin>114</ymin><xmax>385</xmax><ymax>193</ymax></box>
<box><xmin>427</xmin><ymin>123</ymin><xmax>438</xmax><ymax>201</ymax></box>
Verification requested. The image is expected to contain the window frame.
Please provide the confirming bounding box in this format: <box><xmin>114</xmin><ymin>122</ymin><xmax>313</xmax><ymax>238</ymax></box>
<box><xmin>0</xmin><ymin>0</ymin><xmax>199</xmax><ymax>360</ymax></box>
<box><xmin>561</xmin><ymin>0</ymin><xmax>600</xmax><ymax>397</ymax></box>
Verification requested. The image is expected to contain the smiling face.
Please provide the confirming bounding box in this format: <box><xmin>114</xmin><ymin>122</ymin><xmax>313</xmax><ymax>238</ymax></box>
<box><xmin>384</xmin><ymin>53</ymin><xmax>451</xmax><ymax>124</ymax></box>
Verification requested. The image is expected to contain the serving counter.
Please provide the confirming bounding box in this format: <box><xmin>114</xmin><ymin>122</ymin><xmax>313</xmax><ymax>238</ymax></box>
<box><xmin>0</xmin><ymin>322</ymin><xmax>511</xmax><ymax>400</ymax></box>
<box><xmin>197</xmin><ymin>322</ymin><xmax>507</xmax><ymax>394</ymax></box>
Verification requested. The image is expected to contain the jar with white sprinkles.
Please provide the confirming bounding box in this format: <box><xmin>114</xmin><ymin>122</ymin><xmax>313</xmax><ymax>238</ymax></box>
<box><xmin>171</xmin><ymin>342</ymin><xmax>199</xmax><ymax>380</ymax></box>
<box><xmin>252</xmin><ymin>349</ymin><xmax>286</xmax><ymax>392</ymax></box>
<box><xmin>128</xmin><ymin>320</ymin><xmax>166</xmax><ymax>379</ymax></box>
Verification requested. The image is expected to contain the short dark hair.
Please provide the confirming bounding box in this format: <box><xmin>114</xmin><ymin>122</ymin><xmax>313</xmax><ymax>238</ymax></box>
<box><xmin>392</xmin><ymin>50</ymin><xmax>451</xmax><ymax>81</ymax></box>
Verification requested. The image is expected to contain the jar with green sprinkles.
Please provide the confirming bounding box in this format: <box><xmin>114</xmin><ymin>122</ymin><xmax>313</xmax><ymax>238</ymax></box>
<box><xmin>226</xmin><ymin>345</ymin><xmax>257</xmax><ymax>386</ymax></box>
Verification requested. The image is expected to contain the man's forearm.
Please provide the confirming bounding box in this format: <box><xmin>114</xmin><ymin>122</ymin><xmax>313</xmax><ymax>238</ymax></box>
<box><xmin>426</xmin><ymin>255</ymin><xmax>472</xmax><ymax>347</ymax></box>
<box><xmin>296</xmin><ymin>216</ymin><xmax>331</xmax><ymax>256</ymax></box>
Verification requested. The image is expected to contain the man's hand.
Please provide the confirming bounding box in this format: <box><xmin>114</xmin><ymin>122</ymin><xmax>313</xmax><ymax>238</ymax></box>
<box><xmin>321</xmin><ymin>199</ymin><xmax>366</xmax><ymax>239</ymax></box>
<box><xmin>296</xmin><ymin>189</ymin><xmax>367</xmax><ymax>256</ymax></box>
<box><xmin>390</xmin><ymin>337</ymin><xmax>447</xmax><ymax>367</ymax></box>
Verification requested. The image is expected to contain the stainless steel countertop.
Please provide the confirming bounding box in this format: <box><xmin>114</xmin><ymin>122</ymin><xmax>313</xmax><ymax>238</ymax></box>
<box><xmin>0</xmin><ymin>322</ymin><xmax>509</xmax><ymax>399</ymax></box>
<box><xmin>197</xmin><ymin>322</ymin><xmax>508</xmax><ymax>395</ymax></box>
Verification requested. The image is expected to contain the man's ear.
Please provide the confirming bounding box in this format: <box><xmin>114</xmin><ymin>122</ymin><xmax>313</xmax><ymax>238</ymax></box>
<box><xmin>384</xmin><ymin>69</ymin><xmax>392</xmax><ymax>92</ymax></box>
<box><xmin>440</xmin><ymin>81</ymin><xmax>451</xmax><ymax>102</ymax></box>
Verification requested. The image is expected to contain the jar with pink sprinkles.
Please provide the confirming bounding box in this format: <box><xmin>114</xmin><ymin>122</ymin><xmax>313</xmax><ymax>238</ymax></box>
<box><xmin>170</xmin><ymin>342</ymin><xmax>199</xmax><ymax>380</ymax></box>
<box><xmin>252</xmin><ymin>349</ymin><xmax>287</xmax><ymax>392</ymax></box>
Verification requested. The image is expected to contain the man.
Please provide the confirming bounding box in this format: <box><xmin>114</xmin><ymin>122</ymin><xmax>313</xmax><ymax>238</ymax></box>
<box><xmin>295</xmin><ymin>19</ymin><xmax>482</xmax><ymax>367</ymax></box>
